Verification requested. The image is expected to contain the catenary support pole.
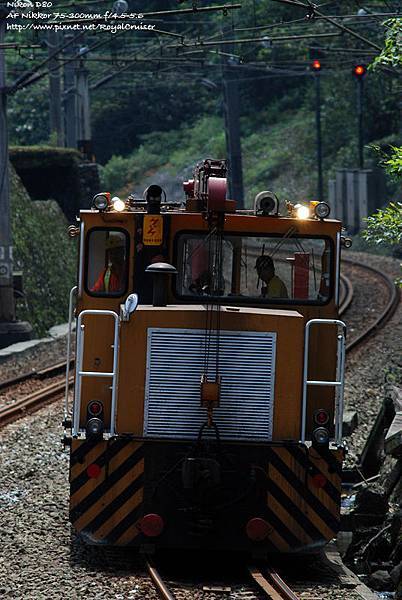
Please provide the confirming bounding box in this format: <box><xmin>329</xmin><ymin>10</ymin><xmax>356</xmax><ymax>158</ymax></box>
<box><xmin>315</xmin><ymin>71</ymin><xmax>323</xmax><ymax>202</ymax></box>
<box><xmin>0</xmin><ymin>10</ymin><xmax>15</xmax><ymax>323</ymax></box>
<box><xmin>48</xmin><ymin>31</ymin><xmax>64</xmax><ymax>146</ymax></box>
<box><xmin>75</xmin><ymin>59</ymin><xmax>92</xmax><ymax>159</ymax></box>
<box><xmin>64</xmin><ymin>33</ymin><xmax>77</xmax><ymax>148</ymax></box>
<box><xmin>357</xmin><ymin>77</ymin><xmax>364</xmax><ymax>169</ymax></box>
<box><xmin>222</xmin><ymin>56</ymin><xmax>244</xmax><ymax>208</ymax></box>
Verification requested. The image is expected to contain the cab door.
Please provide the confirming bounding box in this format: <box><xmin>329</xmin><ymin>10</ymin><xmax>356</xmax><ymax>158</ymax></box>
<box><xmin>74</xmin><ymin>217</ymin><xmax>134</xmax><ymax>435</ymax></box>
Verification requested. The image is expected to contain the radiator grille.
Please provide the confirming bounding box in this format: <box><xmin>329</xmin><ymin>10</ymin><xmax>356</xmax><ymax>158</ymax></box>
<box><xmin>144</xmin><ymin>328</ymin><xmax>276</xmax><ymax>441</ymax></box>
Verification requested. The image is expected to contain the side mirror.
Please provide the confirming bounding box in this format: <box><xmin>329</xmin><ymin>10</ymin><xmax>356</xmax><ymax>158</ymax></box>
<box><xmin>120</xmin><ymin>293</ymin><xmax>139</xmax><ymax>322</ymax></box>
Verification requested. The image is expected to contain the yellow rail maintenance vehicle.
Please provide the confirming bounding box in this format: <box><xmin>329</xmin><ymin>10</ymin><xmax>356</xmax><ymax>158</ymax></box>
<box><xmin>63</xmin><ymin>158</ymin><xmax>347</xmax><ymax>554</ymax></box>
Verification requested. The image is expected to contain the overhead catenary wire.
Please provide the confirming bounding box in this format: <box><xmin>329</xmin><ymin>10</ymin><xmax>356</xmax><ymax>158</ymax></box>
<box><xmin>4</xmin><ymin>4</ymin><xmax>239</xmax><ymax>91</ymax></box>
<box><xmin>4</xmin><ymin>0</ymin><xmax>390</xmax><ymax>86</ymax></box>
<box><xmin>9</xmin><ymin>24</ymin><xmax>179</xmax><ymax>93</ymax></box>
<box><xmin>88</xmin><ymin>25</ymin><xmax>198</xmax><ymax>89</ymax></box>
<box><xmin>167</xmin><ymin>31</ymin><xmax>343</xmax><ymax>49</ymax></box>
<box><xmin>266</xmin><ymin>0</ymin><xmax>383</xmax><ymax>51</ymax></box>
<box><xmin>3</xmin><ymin>0</ymin><xmax>395</xmax><ymax>103</ymax></box>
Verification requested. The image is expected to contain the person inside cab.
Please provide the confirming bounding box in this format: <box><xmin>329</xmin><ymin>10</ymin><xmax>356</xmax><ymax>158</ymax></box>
<box><xmin>91</xmin><ymin>234</ymin><xmax>126</xmax><ymax>293</ymax></box>
<box><xmin>255</xmin><ymin>255</ymin><xmax>288</xmax><ymax>299</ymax></box>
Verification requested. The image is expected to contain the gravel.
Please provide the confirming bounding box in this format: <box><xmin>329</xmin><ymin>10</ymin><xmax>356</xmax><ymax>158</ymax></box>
<box><xmin>340</xmin><ymin>251</ymin><xmax>401</xmax><ymax>467</ymax></box>
<box><xmin>0</xmin><ymin>403</ymin><xmax>159</xmax><ymax>600</ymax></box>
<box><xmin>0</xmin><ymin>374</ymin><xmax>66</xmax><ymax>411</ymax></box>
<box><xmin>0</xmin><ymin>336</ymin><xmax>70</xmax><ymax>383</ymax></box>
<box><xmin>0</xmin><ymin>249</ymin><xmax>399</xmax><ymax>598</ymax></box>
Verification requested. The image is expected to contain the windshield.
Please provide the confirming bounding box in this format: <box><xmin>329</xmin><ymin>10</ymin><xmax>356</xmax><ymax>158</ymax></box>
<box><xmin>175</xmin><ymin>232</ymin><xmax>333</xmax><ymax>304</ymax></box>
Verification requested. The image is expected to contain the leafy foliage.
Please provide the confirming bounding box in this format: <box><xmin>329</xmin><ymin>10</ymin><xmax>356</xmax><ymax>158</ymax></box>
<box><xmin>363</xmin><ymin>202</ymin><xmax>402</xmax><ymax>246</ymax></box>
<box><xmin>377</xmin><ymin>145</ymin><xmax>402</xmax><ymax>181</ymax></box>
<box><xmin>371</xmin><ymin>19</ymin><xmax>402</xmax><ymax>70</ymax></box>
<box><xmin>364</xmin><ymin>15</ymin><xmax>402</xmax><ymax>271</ymax></box>
<box><xmin>8</xmin><ymin>82</ymin><xmax>50</xmax><ymax>146</ymax></box>
<box><xmin>10</xmin><ymin>165</ymin><xmax>77</xmax><ymax>336</ymax></box>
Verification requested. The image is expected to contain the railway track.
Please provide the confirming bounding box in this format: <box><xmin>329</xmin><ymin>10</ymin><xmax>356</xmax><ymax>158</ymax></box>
<box><xmin>339</xmin><ymin>272</ymin><xmax>353</xmax><ymax>315</ymax></box>
<box><xmin>248</xmin><ymin>564</ymin><xmax>300</xmax><ymax>599</ymax></box>
<box><xmin>341</xmin><ymin>257</ymin><xmax>400</xmax><ymax>352</ymax></box>
<box><xmin>146</xmin><ymin>556</ymin><xmax>300</xmax><ymax>599</ymax></box>
<box><xmin>0</xmin><ymin>257</ymin><xmax>398</xmax><ymax>431</ymax></box>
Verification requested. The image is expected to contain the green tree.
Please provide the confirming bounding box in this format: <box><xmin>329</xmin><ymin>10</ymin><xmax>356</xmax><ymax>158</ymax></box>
<box><xmin>363</xmin><ymin>18</ymin><xmax>402</xmax><ymax>271</ymax></box>
<box><xmin>363</xmin><ymin>202</ymin><xmax>402</xmax><ymax>247</ymax></box>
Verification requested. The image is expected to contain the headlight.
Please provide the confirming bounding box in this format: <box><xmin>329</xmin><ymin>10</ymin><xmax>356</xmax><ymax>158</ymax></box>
<box><xmin>93</xmin><ymin>193</ymin><xmax>110</xmax><ymax>211</ymax></box>
<box><xmin>112</xmin><ymin>196</ymin><xmax>126</xmax><ymax>212</ymax></box>
<box><xmin>86</xmin><ymin>417</ymin><xmax>104</xmax><ymax>438</ymax></box>
<box><xmin>314</xmin><ymin>201</ymin><xmax>331</xmax><ymax>220</ymax></box>
<box><xmin>312</xmin><ymin>427</ymin><xmax>329</xmax><ymax>445</ymax></box>
<box><xmin>295</xmin><ymin>204</ymin><xmax>310</xmax><ymax>220</ymax></box>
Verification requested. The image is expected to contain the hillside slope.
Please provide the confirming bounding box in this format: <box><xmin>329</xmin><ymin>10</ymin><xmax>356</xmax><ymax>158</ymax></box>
<box><xmin>101</xmin><ymin>108</ymin><xmax>389</xmax><ymax>208</ymax></box>
<box><xmin>10</xmin><ymin>164</ymin><xmax>77</xmax><ymax>336</ymax></box>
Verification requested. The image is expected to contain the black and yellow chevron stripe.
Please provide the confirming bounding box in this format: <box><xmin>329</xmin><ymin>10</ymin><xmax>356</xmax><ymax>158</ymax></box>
<box><xmin>265</xmin><ymin>445</ymin><xmax>342</xmax><ymax>552</ymax></box>
<box><xmin>69</xmin><ymin>439</ymin><xmax>144</xmax><ymax>545</ymax></box>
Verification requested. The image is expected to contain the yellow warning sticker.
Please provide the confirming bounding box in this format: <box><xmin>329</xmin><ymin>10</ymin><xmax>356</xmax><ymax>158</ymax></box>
<box><xmin>143</xmin><ymin>215</ymin><xmax>163</xmax><ymax>246</ymax></box>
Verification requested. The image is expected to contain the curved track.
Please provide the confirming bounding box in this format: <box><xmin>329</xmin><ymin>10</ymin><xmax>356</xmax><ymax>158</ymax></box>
<box><xmin>341</xmin><ymin>257</ymin><xmax>400</xmax><ymax>352</ymax></box>
<box><xmin>339</xmin><ymin>273</ymin><xmax>354</xmax><ymax>316</ymax></box>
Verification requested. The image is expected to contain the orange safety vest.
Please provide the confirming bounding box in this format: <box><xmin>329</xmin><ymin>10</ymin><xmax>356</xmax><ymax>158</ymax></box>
<box><xmin>91</xmin><ymin>267</ymin><xmax>122</xmax><ymax>293</ymax></box>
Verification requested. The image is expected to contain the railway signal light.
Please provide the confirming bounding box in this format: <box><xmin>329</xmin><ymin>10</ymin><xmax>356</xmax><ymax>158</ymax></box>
<box><xmin>311</xmin><ymin>59</ymin><xmax>321</xmax><ymax>72</ymax></box>
<box><xmin>353</xmin><ymin>64</ymin><xmax>367</xmax><ymax>79</ymax></box>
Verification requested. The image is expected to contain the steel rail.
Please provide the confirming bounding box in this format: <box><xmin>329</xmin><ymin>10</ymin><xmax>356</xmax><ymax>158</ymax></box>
<box><xmin>0</xmin><ymin>359</ymin><xmax>73</xmax><ymax>392</ymax></box>
<box><xmin>342</xmin><ymin>258</ymin><xmax>400</xmax><ymax>352</ymax></box>
<box><xmin>145</xmin><ymin>557</ymin><xmax>175</xmax><ymax>600</ymax></box>
<box><xmin>0</xmin><ymin>376</ymin><xmax>72</xmax><ymax>429</ymax></box>
<box><xmin>338</xmin><ymin>273</ymin><xmax>354</xmax><ymax>316</ymax></box>
<box><xmin>249</xmin><ymin>564</ymin><xmax>300</xmax><ymax>599</ymax></box>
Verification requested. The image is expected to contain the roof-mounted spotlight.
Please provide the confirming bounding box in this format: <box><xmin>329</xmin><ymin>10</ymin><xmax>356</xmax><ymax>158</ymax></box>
<box><xmin>92</xmin><ymin>193</ymin><xmax>110</xmax><ymax>211</ymax></box>
<box><xmin>144</xmin><ymin>184</ymin><xmax>166</xmax><ymax>214</ymax></box>
<box><xmin>112</xmin><ymin>196</ymin><xmax>126</xmax><ymax>212</ymax></box>
<box><xmin>254</xmin><ymin>190</ymin><xmax>279</xmax><ymax>216</ymax></box>
<box><xmin>294</xmin><ymin>203</ymin><xmax>310</xmax><ymax>220</ymax></box>
<box><xmin>314</xmin><ymin>201</ymin><xmax>331</xmax><ymax>220</ymax></box>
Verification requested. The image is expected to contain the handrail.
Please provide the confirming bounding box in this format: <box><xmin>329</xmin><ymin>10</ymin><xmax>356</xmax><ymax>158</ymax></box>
<box><xmin>72</xmin><ymin>310</ymin><xmax>120</xmax><ymax>437</ymax></box>
<box><xmin>335</xmin><ymin>230</ymin><xmax>341</xmax><ymax>306</ymax></box>
<box><xmin>64</xmin><ymin>285</ymin><xmax>77</xmax><ymax>419</ymax></box>
<box><xmin>78</xmin><ymin>220</ymin><xmax>85</xmax><ymax>298</ymax></box>
<box><xmin>301</xmin><ymin>318</ymin><xmax>346</xmax><ymax>444</ymax></box>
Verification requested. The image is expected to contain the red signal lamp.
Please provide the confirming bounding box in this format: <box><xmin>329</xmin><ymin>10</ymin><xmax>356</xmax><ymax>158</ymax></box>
<box><xmin>87</xmin><ymin>463</ymin><xmax>101</xmax><ymax>479</ymax></box>
<box><xmin>314</xmin><ymin>408</ymin><xmax>329</xmax><ymax>426</ymax></box>
<box><xmin>246</xmin><ymin>517</ymin><xmax>271</xmax><ymax>541</ymax></box>
<box><xmin>311</xmin><ymin>59</ymin><xmax>321</xmax><ymax>71</ymax></box>
<box><xmin>353</xmin><ymin>64</ymin><xmax>366</xmax><ymax>78</ymax></box>
<box><xmin>312</xmin><ymin>473</ymin><xmax>327</xmax><ymax>488</ymax></box>
<box><xmin>88</xmin><ymin>400</ymin><xmax>103</xmax><ymax>416</ymax></box>
<box><xmin>139</xmin><ymin>513</ymin><xmax>164</xmax><ymax>537</ymax></box>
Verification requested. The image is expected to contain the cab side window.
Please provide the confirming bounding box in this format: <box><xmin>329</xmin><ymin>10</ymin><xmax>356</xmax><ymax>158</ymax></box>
<box><xmin>86</xmin><ymin>230</ymin><xmax>129</xmax><ymax>297</ymax></box>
